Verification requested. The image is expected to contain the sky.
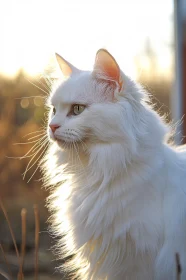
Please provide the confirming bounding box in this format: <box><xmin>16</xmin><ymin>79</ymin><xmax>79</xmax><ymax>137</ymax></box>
<box><xmin>0</xmin><ymin>0</ymin><xmax>173</xmax><ymax>78</ymax></box>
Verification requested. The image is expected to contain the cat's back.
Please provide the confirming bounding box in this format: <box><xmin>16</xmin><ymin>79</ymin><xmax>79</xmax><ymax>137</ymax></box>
<box><xmin>161</xmin><ymin>144</ymin><xmax>186</xmax><ymax>224</ymax></box>
<box><xmin>165</xmin><ymin>144</ymin><xmax>186</xmax><ymax>186</ymax></box>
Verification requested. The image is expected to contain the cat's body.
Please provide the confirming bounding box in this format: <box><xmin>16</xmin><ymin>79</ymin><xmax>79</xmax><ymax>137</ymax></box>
<box><xmin>42</xmin><ymin>49</ymin><xmax>186</xmax><ymax>280</ymax></box>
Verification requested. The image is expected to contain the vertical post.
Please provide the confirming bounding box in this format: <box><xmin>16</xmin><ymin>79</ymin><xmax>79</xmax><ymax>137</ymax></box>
<box><xmin>183</xmin><ymin>14</ymin><xmax>186</xmax><ymax>142</ymax></box>
<box><xmin>173</xmin><ymin>0</ymin><xmax>183</xmax><ymax>144</ymax></box>
<box><xmin>173</xmin><ymin>0</ymin><xmax>186</xmax><ymax>144</ymax></box>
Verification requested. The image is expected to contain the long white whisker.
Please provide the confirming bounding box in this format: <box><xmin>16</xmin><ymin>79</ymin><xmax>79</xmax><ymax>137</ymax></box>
<box><xmin>6</xmin><ymin>136</ymin><xmax>48</xmax><ymax>160</ymax></box>
<box><xmin>25</xmin><ymin>78</ymin><xmax>48</xmax><ymax>95</ymax></box>
<box><xmin>15</xmin><ymin>96</ymin><xmax>46</xmax><ymax>100</ymax></box>
<box><xmin>23</xmin><ymin>139</ymin><xmax>49</xmax><ymax>178</ymax></box>
<box><xmin>27</xmin><ymin>132</ymin><xmax>46</xmax><ymax>141</ymax></box>
<box><xmin>21</xmin><ymin>135</ymin><xmax>47</xmax><ymax>159</ymax></box>
<box><xmin>27</xmin><ymin>143</ymin><xmax>49</xmax><ymax>183</ymax></box>
<box><xmin>38</xmin><ymin>79</ymin><xmax>51</xmax><ymax>92</ymax></box>
<box><xmin>20</xmin><ymin>139</ymin><xmax>48</xmax><ymax>159</ymax></box>
<box><xmin>23</xmin><ymin>129</ymin><xmax>44</xmax><ymax>138</ymax></box>
<box><xmin>42</xmin><ymin>75</ymin><xmax>55</xmax><ymax>89</ymax></box>
<box><xmin>13</xmin><ymin>139</ymin><xmax>44</xmax><ymax>145</ymax></box>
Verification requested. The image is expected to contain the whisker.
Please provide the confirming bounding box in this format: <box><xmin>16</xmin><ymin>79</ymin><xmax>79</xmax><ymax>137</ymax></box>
<box><xmin>42</xmin><ymin>74</ymin><xmax>55</xmax><ymax>89</ymax></box>
<box><xmin>25</xmin><ymin>78</ymin><xmax>48</xmax><ymax>95</ymax></box>
<box><xmin>23</xmin><ymin>139</ymin><xmax>49</xmax><ymax>179</ymax></box>
<box><xmin>15</xmin><ymin>96</ymin><xmax>46</xmax><ymax>100</ymax></box>
<box><xmin>27</xmin><ymin>132</ymin><xmax>46</xmax><ymax>141</ymax></box>
<box><xmin>13</xmin><ymin>140</ymin><xmax>44</xmax><ymax>145</ymax></box>
<box><xmin>22</xmin><ymin>130</ymin><xmax>44</xmax><ymax>138</ymax></box>
<box><xmin>21</xmin><ymin>135</ymin><xmax>48</xmax><ymax>159</ymax></box>
<box><xmin>27</xmin><ymin>143</ymin><xmax>49</xmax><ymax>183</ymax></box>
<box><xmin>14</xmin><ymin>134</ymin><xmax>46</xmax><ymax>145</ymax></box>
<box><xmin>38</xmin><ymin>79</ymin><xmax>51</xmax><ymax>92</ymax></box>
<box><xmin>6</xmin><ymin>137</ymin><xmax>47</xmax><ymax>160</ymax></box>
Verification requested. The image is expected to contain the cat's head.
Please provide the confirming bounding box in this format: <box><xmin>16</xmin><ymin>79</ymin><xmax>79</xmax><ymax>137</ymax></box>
<box><xmin>47</xmin><ymin>49</ymin><xmax>165</xmax><ymax>154</ymax></box>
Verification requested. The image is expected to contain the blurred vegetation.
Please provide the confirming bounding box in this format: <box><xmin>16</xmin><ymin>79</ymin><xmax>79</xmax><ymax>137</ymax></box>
<box><xmin>0</xmin><ymin>71</ymin><xmax>48</xmax><ymax>197</ymax></box>
<box><xmin>0</xmin><ymin>71</ymin><xmax>63</xmax><ymax>279</ymax></box>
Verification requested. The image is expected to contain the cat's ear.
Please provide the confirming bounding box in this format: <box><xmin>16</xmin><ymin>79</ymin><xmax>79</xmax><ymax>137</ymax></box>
<box><xmin>93</xmin><ymin>49</ymin><xmax>123</xmax><ymax>91</ymax></box>
<box><xmin>55</xmin><ymin>53</ymin><xmax>80</xmax><ymax>77</ymax></box>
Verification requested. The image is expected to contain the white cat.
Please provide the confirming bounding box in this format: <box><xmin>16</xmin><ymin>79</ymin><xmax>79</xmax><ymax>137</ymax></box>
<box><xmin>42</xmin><ymin>49</ymin><xmax>186</xmax><ymax>280</ymax></box>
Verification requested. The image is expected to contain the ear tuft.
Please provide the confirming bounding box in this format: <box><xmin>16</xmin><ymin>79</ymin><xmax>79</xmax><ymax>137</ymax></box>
<box><xmin>93</xmin><ymin>49</ymin><xmax>123</xmax><ymax>91</ymax></box>
<box><xmin>55</xmin><ymin>53</ymin><xmax>80</xmax><ymax>77</ymax></box>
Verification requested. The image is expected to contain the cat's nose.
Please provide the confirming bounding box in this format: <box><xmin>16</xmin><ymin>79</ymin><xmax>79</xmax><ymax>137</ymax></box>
<box><xmin>49</xmin><ymin>124</ymin><xmax>60</xmax><ymax>133</ymax></box>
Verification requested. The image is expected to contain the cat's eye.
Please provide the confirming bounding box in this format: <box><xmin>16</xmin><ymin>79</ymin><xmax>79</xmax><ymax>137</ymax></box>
<box><xmin>73</xmin><ymin>104</ymin><xmax>85</xmax><ymax>115</ymax></box>
<box><xmin>53</xmin><ymin>107</ymin><xmax>56</xmax><ymax>115</ymax></box>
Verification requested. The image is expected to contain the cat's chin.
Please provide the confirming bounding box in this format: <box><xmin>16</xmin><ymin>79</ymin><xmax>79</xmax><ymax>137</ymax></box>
<box><xmin>55</xmin><ymin>138</ymin><xmax>87</xmax><ymax>152</ymax></box>
<box><xmin>56</xmin><ymin>139</ymin><xmax>72</xmax><ymax>149</ymax></box>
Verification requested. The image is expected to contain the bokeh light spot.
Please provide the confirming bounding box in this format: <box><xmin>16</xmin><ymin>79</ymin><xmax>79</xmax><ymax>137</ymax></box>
<box><xmin>20</xmin><ymin>98</ymin><xmax>29</xmax><ymax>108</ymax></box>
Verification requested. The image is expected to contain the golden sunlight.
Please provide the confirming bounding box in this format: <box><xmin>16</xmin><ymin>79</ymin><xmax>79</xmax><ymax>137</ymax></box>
<box><xmin>0</xmin><ymin>0</ymin><xmax>173</xmax><ymax>79</ymax></box>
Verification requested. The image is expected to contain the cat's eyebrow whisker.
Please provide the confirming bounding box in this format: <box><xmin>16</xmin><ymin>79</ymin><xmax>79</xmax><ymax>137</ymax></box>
<box><xmin>25</xmin><ymin>78</ymin><xmax>49</xmax><ymax>95</ymax></box>
<box><xmin>41</xmin><ymin>77</ymin><xmax>53</xmax><ymax>91</ymax></box>
<box><xmin>40</xmin><ymin>75</ymin><xmax>54</xmax><ymax>90</ymax></box>
<box><xmin>26</xmin><ymin>143</ymin><xmax>50</xmax><ymax>183</ymax></box>
<box><xmin>15</xmin><ymin>96</ymin><xmax>46</xmax><ymax>100</ymax></box>
<box><xmin>38</xmin><ymin>79</ymin><xmax>51</xmax><ymax>93</ymax></box>
<box><xmin>23</xmin><ymin>139</ymin><xmax>49</xmax><ymax>179</ymax></box>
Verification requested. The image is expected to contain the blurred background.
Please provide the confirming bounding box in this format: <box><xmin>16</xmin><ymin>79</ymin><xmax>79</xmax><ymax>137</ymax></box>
<box><xmin>0</xmin><ymin>0</ymin><xmax>186</xmax><ymax>279</ymax></box>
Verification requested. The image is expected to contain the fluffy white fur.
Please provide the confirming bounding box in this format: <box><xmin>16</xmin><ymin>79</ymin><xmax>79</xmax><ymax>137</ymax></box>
<box><xmin>42</xmin><ymin>49</ymin><xmax>186</xmax><ymax>280</ymax></box>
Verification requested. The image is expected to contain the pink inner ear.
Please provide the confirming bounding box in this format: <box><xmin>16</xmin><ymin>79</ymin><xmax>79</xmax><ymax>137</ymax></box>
<box><xmin>95</xmin><ymin>49</ymin><xmax>123</xmax><ymax>91</ymax></box>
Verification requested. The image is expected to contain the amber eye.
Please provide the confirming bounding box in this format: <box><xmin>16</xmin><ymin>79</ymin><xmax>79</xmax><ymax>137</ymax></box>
<box><xmin>53</xmin><ymin>107</ymin><xmax>56</xmax><ymax>115</ymax></box>
<box><xmin>73</xmin><ymin>104</ymin><xmax>85</xmax><ymax>115</ymax></box>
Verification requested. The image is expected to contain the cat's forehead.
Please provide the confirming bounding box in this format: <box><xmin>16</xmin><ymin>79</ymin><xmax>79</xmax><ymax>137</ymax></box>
<box><xmin>51</xmin><ymin>71</ymin><xmax>111</xmax><ymax>105</ymax></box>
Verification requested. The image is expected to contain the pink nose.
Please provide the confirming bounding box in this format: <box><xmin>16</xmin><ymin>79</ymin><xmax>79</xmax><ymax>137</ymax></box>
<box><xmin>49</xmin><ymin>124</ymin><xmax>60</xmax><ymax>133</ymax></box>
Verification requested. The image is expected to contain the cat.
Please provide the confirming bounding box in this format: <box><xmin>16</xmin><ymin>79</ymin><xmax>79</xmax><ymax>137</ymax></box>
<box><xmin>42</xmin><ymin>49</ymin><xmax>186</xmax><ymax>280</ymax></box>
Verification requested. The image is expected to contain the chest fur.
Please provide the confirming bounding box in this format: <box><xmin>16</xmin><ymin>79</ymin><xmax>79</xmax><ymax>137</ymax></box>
<box><xmin>67</xmin><ymin>175</ymin><xmax>163</xmax><ymax>262</ymax></box>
